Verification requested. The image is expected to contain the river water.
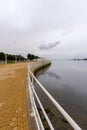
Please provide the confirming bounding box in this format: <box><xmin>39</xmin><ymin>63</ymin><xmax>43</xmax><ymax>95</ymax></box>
<box><xmin>35</xmin><ymin>60</ymin><xmax>87</xmax><ymax>130</ymax></box>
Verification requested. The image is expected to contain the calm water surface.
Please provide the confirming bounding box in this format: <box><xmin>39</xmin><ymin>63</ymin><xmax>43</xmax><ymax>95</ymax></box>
<box><xmin>35</xmin><ymin>60</ymin><xmax>87</xmax><ymax>129</ymax></box>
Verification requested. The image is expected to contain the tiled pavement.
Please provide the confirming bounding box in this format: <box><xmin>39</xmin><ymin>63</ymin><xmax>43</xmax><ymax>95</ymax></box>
<box><xmin>0</xmin><ymin>63</ymin><xmax>30</xmax><ymax>130</ymax></box>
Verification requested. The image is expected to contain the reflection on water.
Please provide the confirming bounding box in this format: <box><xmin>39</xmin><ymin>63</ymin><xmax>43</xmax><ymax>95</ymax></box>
<box><xmin>35</xmin><ymin>60</ymin><xmax>87</xmax><ymax>130</ymax></box>
<box><xmin>45</xmin><ymin>71</ymin><xmax>61</xmax><ymax>80</ymax></box>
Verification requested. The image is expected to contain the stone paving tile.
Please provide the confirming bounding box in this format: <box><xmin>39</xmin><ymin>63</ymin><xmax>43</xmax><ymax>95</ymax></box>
<box><xmin>0</xmin><ymin>63</ymin><xmax>30</xmax><ymax>130</ymax></box>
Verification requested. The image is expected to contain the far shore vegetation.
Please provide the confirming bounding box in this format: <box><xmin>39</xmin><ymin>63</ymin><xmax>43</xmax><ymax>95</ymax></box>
<box><xmin>73</xmin><ymin>58</ymin><xmax>87</xmax><ymax>61</ymax></box>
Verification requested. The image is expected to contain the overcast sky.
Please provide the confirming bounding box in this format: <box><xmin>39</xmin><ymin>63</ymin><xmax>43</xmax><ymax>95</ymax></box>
<box><xmin>0</xmin><ymin>0</ymin><xmax>87</xmax><ymax>59</ymax></box>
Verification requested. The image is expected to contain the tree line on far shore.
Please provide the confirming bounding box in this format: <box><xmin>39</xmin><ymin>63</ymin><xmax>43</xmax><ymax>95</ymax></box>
<box><xmin>0</xmin><ymin>52</ymin><xmax>40</xmax><ymax>62</ymax></box>
<box><xmin>73</xmin><ymin>58</ymin><xmax>87</xmax><ymax>61</ymax></box>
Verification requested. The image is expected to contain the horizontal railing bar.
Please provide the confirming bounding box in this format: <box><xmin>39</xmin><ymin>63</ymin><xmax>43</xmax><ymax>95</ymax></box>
<box><xmin>31</xmin><ymin>84</ymin><xmax>55</xmax><ymax>130</ymax></box>
<box><xmin>29</xmin><ymin>69</ymin><xmax>82</xmax><ymax>130</ymax></box>
<box><xmin>28</xmin><ymin>73</ymin><xmax>45</xmax><ymax>130</ymax></box>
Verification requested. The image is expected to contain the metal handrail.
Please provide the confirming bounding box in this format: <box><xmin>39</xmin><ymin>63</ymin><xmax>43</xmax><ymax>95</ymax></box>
<box><xmin>28</xmin><ymin>67</ymin><xmax>82</xmax><ymax>130</ymax></box>
<box><xmin>32</xmin><ymin>84</ymin><xmax>55</xmax><ymax>130</ymax></box>
<box><xmin>28</xmin><ymin>73</ymin><xmax>44</xmax><ymax>130</ymax></box>
<box><xmin>28</xmin><ymin>69</ymin><xmax>54</xmax><ymax>130</ymax></box>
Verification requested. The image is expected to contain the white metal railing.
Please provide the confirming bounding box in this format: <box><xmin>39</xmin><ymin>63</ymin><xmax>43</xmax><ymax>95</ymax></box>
<box><xmin>28</xmin><ymin>64</ymin><xmax>82</xmax><ymax>130</ymax></box>
<box><xmin>28</xmin><ymin>72</ymin><xmax>44</xmax><ymax>130</ymax></box>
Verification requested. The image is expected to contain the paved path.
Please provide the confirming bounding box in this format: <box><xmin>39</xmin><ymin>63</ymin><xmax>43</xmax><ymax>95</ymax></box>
<box><xmin>0</xmin><ymin>62</ymin><xmax>30</xmax><ymax>130</ymax></box>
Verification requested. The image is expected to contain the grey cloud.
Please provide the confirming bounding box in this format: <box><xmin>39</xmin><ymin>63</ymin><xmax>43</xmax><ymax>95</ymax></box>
<box><xmin>39</xmin><ymin>41</ymin><xmax>60</xmax><ymax>50</ymax></box>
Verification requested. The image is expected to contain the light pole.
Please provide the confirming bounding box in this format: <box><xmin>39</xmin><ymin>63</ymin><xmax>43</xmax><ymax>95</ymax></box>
<box><xmin>15</xmin><ymin>55</ymin><xmax>17</xmax><ymax>63</ymax></box>
<box><xmin>4</xmin><ymin>41</ymin><xmax>17</xmax><ymax>64</ymax></box>
<box><xmin>5</xmin><ymin>53</ymin><xmax>7</xmax><ymax>64</ymax></box>
<box><xmin>13</xmin><ymin>41</ymin><xmax>17</xmax><ymax>63</ymax></box>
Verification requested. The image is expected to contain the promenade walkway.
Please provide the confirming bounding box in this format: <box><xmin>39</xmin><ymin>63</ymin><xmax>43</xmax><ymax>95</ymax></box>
<box><xmin>0</xmin><ymin>62</ymin><xmax>30</xmax><ymax>130</ymax></box>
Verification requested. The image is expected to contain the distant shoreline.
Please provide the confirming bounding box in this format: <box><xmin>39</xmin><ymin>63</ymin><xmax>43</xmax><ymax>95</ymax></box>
<box><xmin>73</xmin><ymin>58</ymin><xmax>87</xmax><ymax>61</ymax></box>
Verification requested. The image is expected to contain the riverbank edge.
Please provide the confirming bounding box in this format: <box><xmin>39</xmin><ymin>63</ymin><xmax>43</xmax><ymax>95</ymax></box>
<box><xmin>27</xmin><ymin>59</ymin><xmax>51</xmax><ymax>130</ymax></box>
<box><xmin>31</xmin><ymin>60</ymin><xmax>51</xmax><ymax>75</ymax></box>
